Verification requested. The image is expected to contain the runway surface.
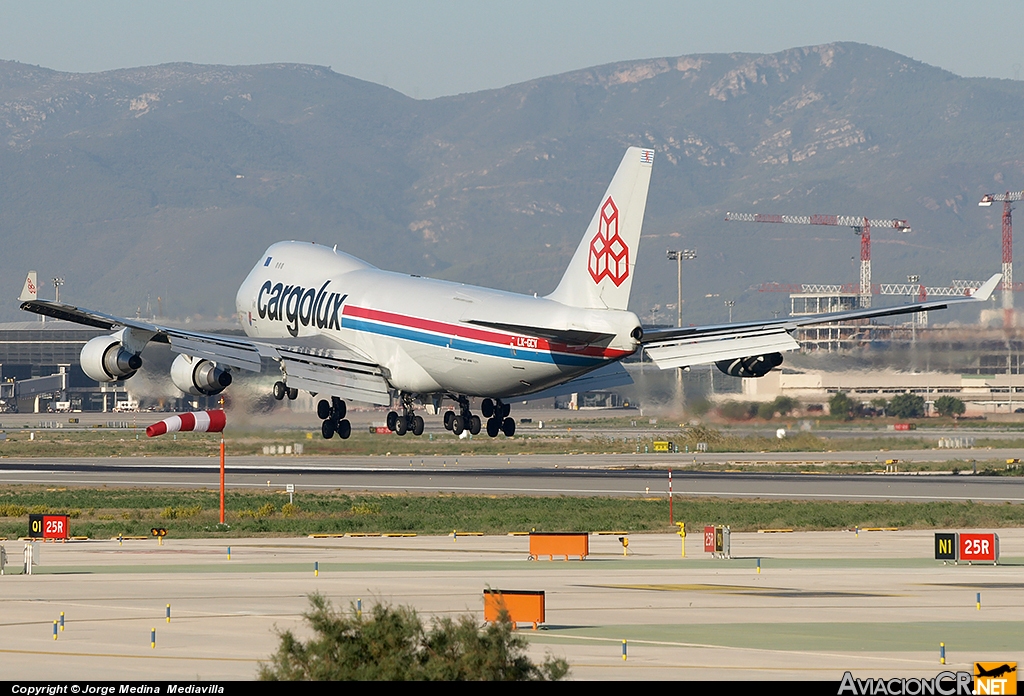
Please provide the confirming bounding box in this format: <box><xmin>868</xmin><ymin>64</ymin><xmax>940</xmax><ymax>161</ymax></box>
<box><xmin>1</xmin><ymin>531</ymin><xmax>1021</xmax><ymax>681</ymax></box>
<box><xmin>2</xmin><ymin>453</ymin><xmax>1024</xmax><ymax>502</ymax></box>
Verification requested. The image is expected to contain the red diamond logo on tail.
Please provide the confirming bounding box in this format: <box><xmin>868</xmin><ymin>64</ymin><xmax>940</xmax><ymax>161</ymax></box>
<box><xmin>588</xmin><ymin>197</ymin><xmax>629</xmax><ymax>286</ymax></box>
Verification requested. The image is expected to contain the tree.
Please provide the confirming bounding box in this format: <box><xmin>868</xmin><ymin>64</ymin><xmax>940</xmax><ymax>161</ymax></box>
<box><xmin>771</xmin><ymin>396</ymin><xmax>799</xmax><ymax>416</ymax></box>
<box><xmin>828</xmin><ymin>392</ymin><xmax>856</xmax><ymax>420</ymax></box>
<box><xmin>934</xmin><ymin>395</ymin><xmax>966</xmax><ymax>419</ymax></box>
<box><xmin>258</xmin><ymin>594</ymin><xmax>569</xmax><ymax>681</ymax></box>
<box><xmin>888</xmin><ymin>393</ymin><xmax>925</xmax><ymax>419</ymax></box>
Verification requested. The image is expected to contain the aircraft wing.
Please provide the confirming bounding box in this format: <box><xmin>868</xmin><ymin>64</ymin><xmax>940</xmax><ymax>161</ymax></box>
<box><xmin>640</xmin><ymin>273</ymin><xmax>1001</xmax><ymax>370</ymax></box>
<box><xmin>20</xmin><ymin>300</ymin><xmax>392</xmax><ymax>405</ymax></box>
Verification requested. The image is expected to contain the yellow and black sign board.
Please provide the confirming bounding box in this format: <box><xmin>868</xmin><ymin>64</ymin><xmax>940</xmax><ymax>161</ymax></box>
<box><xmin>150</xmin><ymin>528</ymin><xmax>168</xmax><ymax>537</ymax></box>
<box><xmin>653</xmin><ymin>441</ymin><xmax>671</xmax><ymax>452</ymax></box>
<box><xmin>974</xmin><ymin>662</ymin><xmax>1017</xmax><ymax>695</ymax></box>
<box><xmin>935</xmin><ymin>532</ymin><xmax>957</xmax><ymax>560</ymax></box>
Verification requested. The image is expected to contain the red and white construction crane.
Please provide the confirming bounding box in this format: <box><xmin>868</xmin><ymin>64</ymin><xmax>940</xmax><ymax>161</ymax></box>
<box><xmin>979</xmin><ymin>190</ymin><xmax>1023</xmax><ymax>326</ymax></box>
<box><xmin>724</xmin><ymin>212</ymin><xmax>911</xmax><ymax>309</ymax></box>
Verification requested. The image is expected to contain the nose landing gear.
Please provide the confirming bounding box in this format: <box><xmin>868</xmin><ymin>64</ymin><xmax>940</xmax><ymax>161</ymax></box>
<box><xmin>273</xmin><ymin>381</ymin><xmax>298</xmax><ymax>401</ymax></box>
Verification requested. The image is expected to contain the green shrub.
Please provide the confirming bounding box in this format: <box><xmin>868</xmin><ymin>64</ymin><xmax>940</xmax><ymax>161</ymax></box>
<box><xmin>258</xmin><ymin>594</ymin><xmax>568</xmax><ymax>681</ymax></box>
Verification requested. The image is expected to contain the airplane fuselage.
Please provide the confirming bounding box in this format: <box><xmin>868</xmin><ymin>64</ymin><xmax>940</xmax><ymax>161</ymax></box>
<box><xmin>236</xmin><ymin>241</ymin><xmax>641</xmax><ymax>399</ymax></box>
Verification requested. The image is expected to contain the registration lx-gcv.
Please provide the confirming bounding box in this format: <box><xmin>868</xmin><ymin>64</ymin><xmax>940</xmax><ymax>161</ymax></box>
<box><xmin>21</xmin><ymin>148</ymin><xmax>999</xmax><ymax>440</ymax></box>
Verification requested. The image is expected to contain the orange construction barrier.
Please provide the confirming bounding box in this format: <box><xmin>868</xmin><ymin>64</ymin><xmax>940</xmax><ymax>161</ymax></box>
<box><xmin>483</xmin><ymin>590</ymin><xmax>545</xmax><ymax>630</ymax></box>
<box><xmin>528</xmin><ymin>532</ymin><xmax>588</xmax><ymax>561</ymax></box>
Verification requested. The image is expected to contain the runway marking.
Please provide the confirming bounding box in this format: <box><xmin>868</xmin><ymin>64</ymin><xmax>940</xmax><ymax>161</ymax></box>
<box><xmin>0</xmin><ymin>648</ymin><xmax>257</xmax><ymax>662</ymax></box>
<box><xmin>1</xmin><ymin>475</ymin><xmax>1023</xmax><ymax>502</ymax></box>
<box><xmin>527</xmin><ymin>633</ymin><xmax>951</xmax><ymax>666</ymax></box>
<box><xmin>592</xmin><ymin>583</ymin><xmax>901</xmax><ymax>597</ymax></box>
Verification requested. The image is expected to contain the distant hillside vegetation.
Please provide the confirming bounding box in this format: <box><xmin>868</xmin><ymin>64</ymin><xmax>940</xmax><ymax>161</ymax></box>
<box><xmin>1</xmin><ymin>43</ymin><xmax>1022</xmax><ymax>325</ymax></box>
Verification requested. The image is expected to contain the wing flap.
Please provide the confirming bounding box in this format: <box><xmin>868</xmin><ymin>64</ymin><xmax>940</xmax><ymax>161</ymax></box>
<box><xmin>644</xmin><ymin>328</ymin><xmax>799</xmax><ymax>370</ymax></box>
<box><xmin>275</xmin><ymin>347</ymin><xmax>390</xmax><ymax>405</ymax></box>
<box><xmin>167</xmin><ymin>333</ymin><xmax>263</xmax><ymax>371</ymax></box>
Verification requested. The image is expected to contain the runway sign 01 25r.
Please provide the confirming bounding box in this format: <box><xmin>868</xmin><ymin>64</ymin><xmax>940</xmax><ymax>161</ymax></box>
<box><xmin>28</xmin><ymin>514</ymin><xmax>68</xmax><ymax>540</ymax></box>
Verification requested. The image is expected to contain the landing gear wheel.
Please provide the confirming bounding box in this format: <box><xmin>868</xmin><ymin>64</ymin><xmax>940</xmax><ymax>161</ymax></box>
<box><xmin>469</xmin><ymin>415</ymin><xmax>481</xmax><ymax>435</ymax></box>
<box><xmin>332</xmin><ymin>397</ymin><xmax>346</xmax><ymax>420</ymax></box>
<box><xmin>387</xmin><ymin>411</ymin><xmax>399</xmax><ymax>431</ymax></box>
<box><xmin>317</xmin><ymin>399</ymin><xmax>331</xmax><ymax>420</ymax></box>
<box><xmin>451</xmin><ymin>415</ymin><xmax>465</xmax><ymax>435</ymax></box>
<box><xmin>321</xmin><ymin>419</ymin><xmax>335</xmax><ymax>439</ymax></box>
<box><xmin>486</xmin><ymin>417</ymin><xmax>500</xmax><ymax>438</ymax></box>
<box><xmin>412</xmin><ymin>415</ymin><xmax>424</xmax><ymax>436</ymax></box>
<box><xmin>443</xmin><ymin>411</ymin><xmax>455</xmax><ymax>431</ymax></box>
<box><xmin>336</xmin><ymin>419</ymin><xmax>351</xmax><ymax>439</ymax></box>
<box><xmin>481</xmin><ymin>398</ymin><xmax>494</xmax><ymax>418</ymax></box>
<box><xmin>502</xmin><ymin>417</ymin><xmax>516</xmax><ymax>437</ymax></box>
<box><xmin>287</xmin><ymin>387</ymin><xmax>298</xmax><ymax>400</ymax></box>
<box><xmin>501</xmin><ymin>403</ymin><xmax>511</xmax><ymax>419</ymax></box>
<box><xmin>273</xmin><ymin>381</ymin><xmax>287</xmax><ymax>400</ymax></box>
<box><xmin>395</xmin><ymin>416</ymin><xmax>408</xmax><ymax>436</ymax></box>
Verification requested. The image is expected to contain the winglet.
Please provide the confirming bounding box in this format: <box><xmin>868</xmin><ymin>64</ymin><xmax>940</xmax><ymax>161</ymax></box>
<box><xmin>971</xmin><ymin>273</ymin><xmax>1002</xmax><ymax>302</ymax></box>
<box><xmin>18</xmin><ymin>271</ymin><xmax>37</xmax><ymax>302</ymax></box>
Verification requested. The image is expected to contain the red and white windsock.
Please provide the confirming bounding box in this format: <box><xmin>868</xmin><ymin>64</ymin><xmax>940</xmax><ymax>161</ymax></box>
<box><xmin>146</xmin><ymin>410</ymin><xmax>226</xmax><ymax>437</ymax></box>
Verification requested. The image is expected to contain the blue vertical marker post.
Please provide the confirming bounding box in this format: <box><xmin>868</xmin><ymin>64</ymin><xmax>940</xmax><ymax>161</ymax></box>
<box><xmin>60</xmin><ymin>612</ymin><xmax>65</xmax><ymax>631</ymax></box>
<box><xmin>621</xmin><ymin>640</ymin><xmax>627</xmax><ymax>661</ymax></box>
<box><xmin>52</xmin><ymin>621</ymin><xmax>57</xmax><ymax>640</ymax></box>
<box><xmin>977</xmin><ymin>592</ymin><xmax>981</xmax><ymax>610</ymax></box>
<box><xmin>357</xmin><ymin>598</ymin><xmax>362</xmax><ymax>619</ymax></box>
<box><xmin>940</xmin><ymin>643</ymin><xmax>945</xmax><ymax>664</ymax></box>
<box><xmin>166</xmin><ymin>604</ymin><xmax>171</xmax><ymax>623</ymax></box>
<box><xmin>151</xmin><ymin>628</ymin><xmax>156</xmax><ymax>649</ymax></box>
<box><xmin>314</xmin><ymin>561</ymin><xmax>319</xmax><ymax>577</ymax></box>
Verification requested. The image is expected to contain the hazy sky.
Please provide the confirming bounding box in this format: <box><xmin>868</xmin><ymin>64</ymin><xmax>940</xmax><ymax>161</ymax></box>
<box><xmin>1</xmin><ymin>1</ymin><xmax>1021</xmax><ymax>98</ymax></box>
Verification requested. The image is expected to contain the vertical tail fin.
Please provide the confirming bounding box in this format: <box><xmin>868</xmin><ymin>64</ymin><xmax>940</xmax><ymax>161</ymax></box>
<box><xmin>546</xmin><ymin>147</ymin><xmax>653</xmax><ymax>310</ymax></box>
<box><xmin>19</xmin><ymin>271</ymin><xmax>37</xmax><ymax>302</ymax></box>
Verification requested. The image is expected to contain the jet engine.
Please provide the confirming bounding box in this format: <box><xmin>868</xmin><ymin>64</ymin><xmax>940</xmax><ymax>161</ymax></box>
<box><xmin>170</xmin><ymin>353</ymin><xmax>232</xmax><ymax>396</ymax></box>
<box><xmin>80</xmin><ymin>335</ymin><xmax>142</xmax><ymax>382</ymax></box>
<box><xmin>715</xmin><ymin>352</ymin><xmax>783</xmax><ymax>378</ymax></box>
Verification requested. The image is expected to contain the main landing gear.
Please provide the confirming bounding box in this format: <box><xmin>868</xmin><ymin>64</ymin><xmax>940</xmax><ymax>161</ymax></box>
<box><xmin>318</xmin><ymin>396</ymin><xmax>351</xmax><ymax>439</ymax></box>
<box><xmin>443</xmin><ymin>397</ymin><xmax>481</xmax><ymax>436</ymax></box>
<box><xmin>387</xmin><ymin>395</ymin><xmax>424</xmax><ymax>436</ymax></box>
<box><xmin>443</xmin><ymin>397</ymin><xmax>514</xmax><ymax>437</ymax></box>
<box><xmin>482</xmin><ymin>398</ymin><xmax>515</xmax><ymax>437</ymax></box>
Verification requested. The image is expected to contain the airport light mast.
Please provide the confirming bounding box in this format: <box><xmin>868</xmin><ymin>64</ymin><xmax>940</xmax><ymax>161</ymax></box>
<box><xmin>724</xmin><ymin>212</ymin><xmax>911</xmax><ymax>309</ymax></box>
<box><xmin>979</xmin><ymin>191</ymin><xmax>1023</xmax><ymax>327</ymax></box>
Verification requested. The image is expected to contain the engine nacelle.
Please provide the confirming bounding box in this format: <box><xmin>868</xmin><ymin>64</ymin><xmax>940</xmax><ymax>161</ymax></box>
<box><xmin>716</xmin><ymin>352</ymin><xmax>784</xmax><ymax>378</ymax></box>
<box><xmin>80</xmin><ymin>335</ymin><xmax>142</xmax><ymax>382</ymax></box>
<box><xmin>170</xmin><ymin>353</ymin><xmax>232</xmax><ymax>396</ymax></box>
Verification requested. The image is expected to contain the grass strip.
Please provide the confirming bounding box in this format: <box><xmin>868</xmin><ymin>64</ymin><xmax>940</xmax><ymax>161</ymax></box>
<box><xmin>2</xmin><ymin>487</ymin><xmax>1024</xmax><ymax>538</ymax></box>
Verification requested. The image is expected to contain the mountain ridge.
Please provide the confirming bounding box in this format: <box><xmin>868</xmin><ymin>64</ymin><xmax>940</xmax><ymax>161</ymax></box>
<box><xmin>1</xmin><ymin>42</ymin><xmax>1022</xmax><ymax>326</ymax></box>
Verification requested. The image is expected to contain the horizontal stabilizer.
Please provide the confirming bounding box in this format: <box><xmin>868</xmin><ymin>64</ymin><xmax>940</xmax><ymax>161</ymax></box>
<box><xmin>644</xmin><ymin>328</ymin><xmax>800</xmax><ymax>370</ymax></box>
<box><xmin>520</xmin><ymin>362</ymin><xmax>633</xmax><ymax>401</ymax></box>
<box><xmin>465</xmin><ymin>319</ymin><xmax>615</xmax><ymax>345</ymax></box>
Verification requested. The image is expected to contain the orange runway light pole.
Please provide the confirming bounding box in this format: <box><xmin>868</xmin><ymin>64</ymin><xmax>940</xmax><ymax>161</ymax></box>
<box><xmin>220</xmin><ymin>436</ymin><xmax>225</xmax><ymax>524</ymax></box>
